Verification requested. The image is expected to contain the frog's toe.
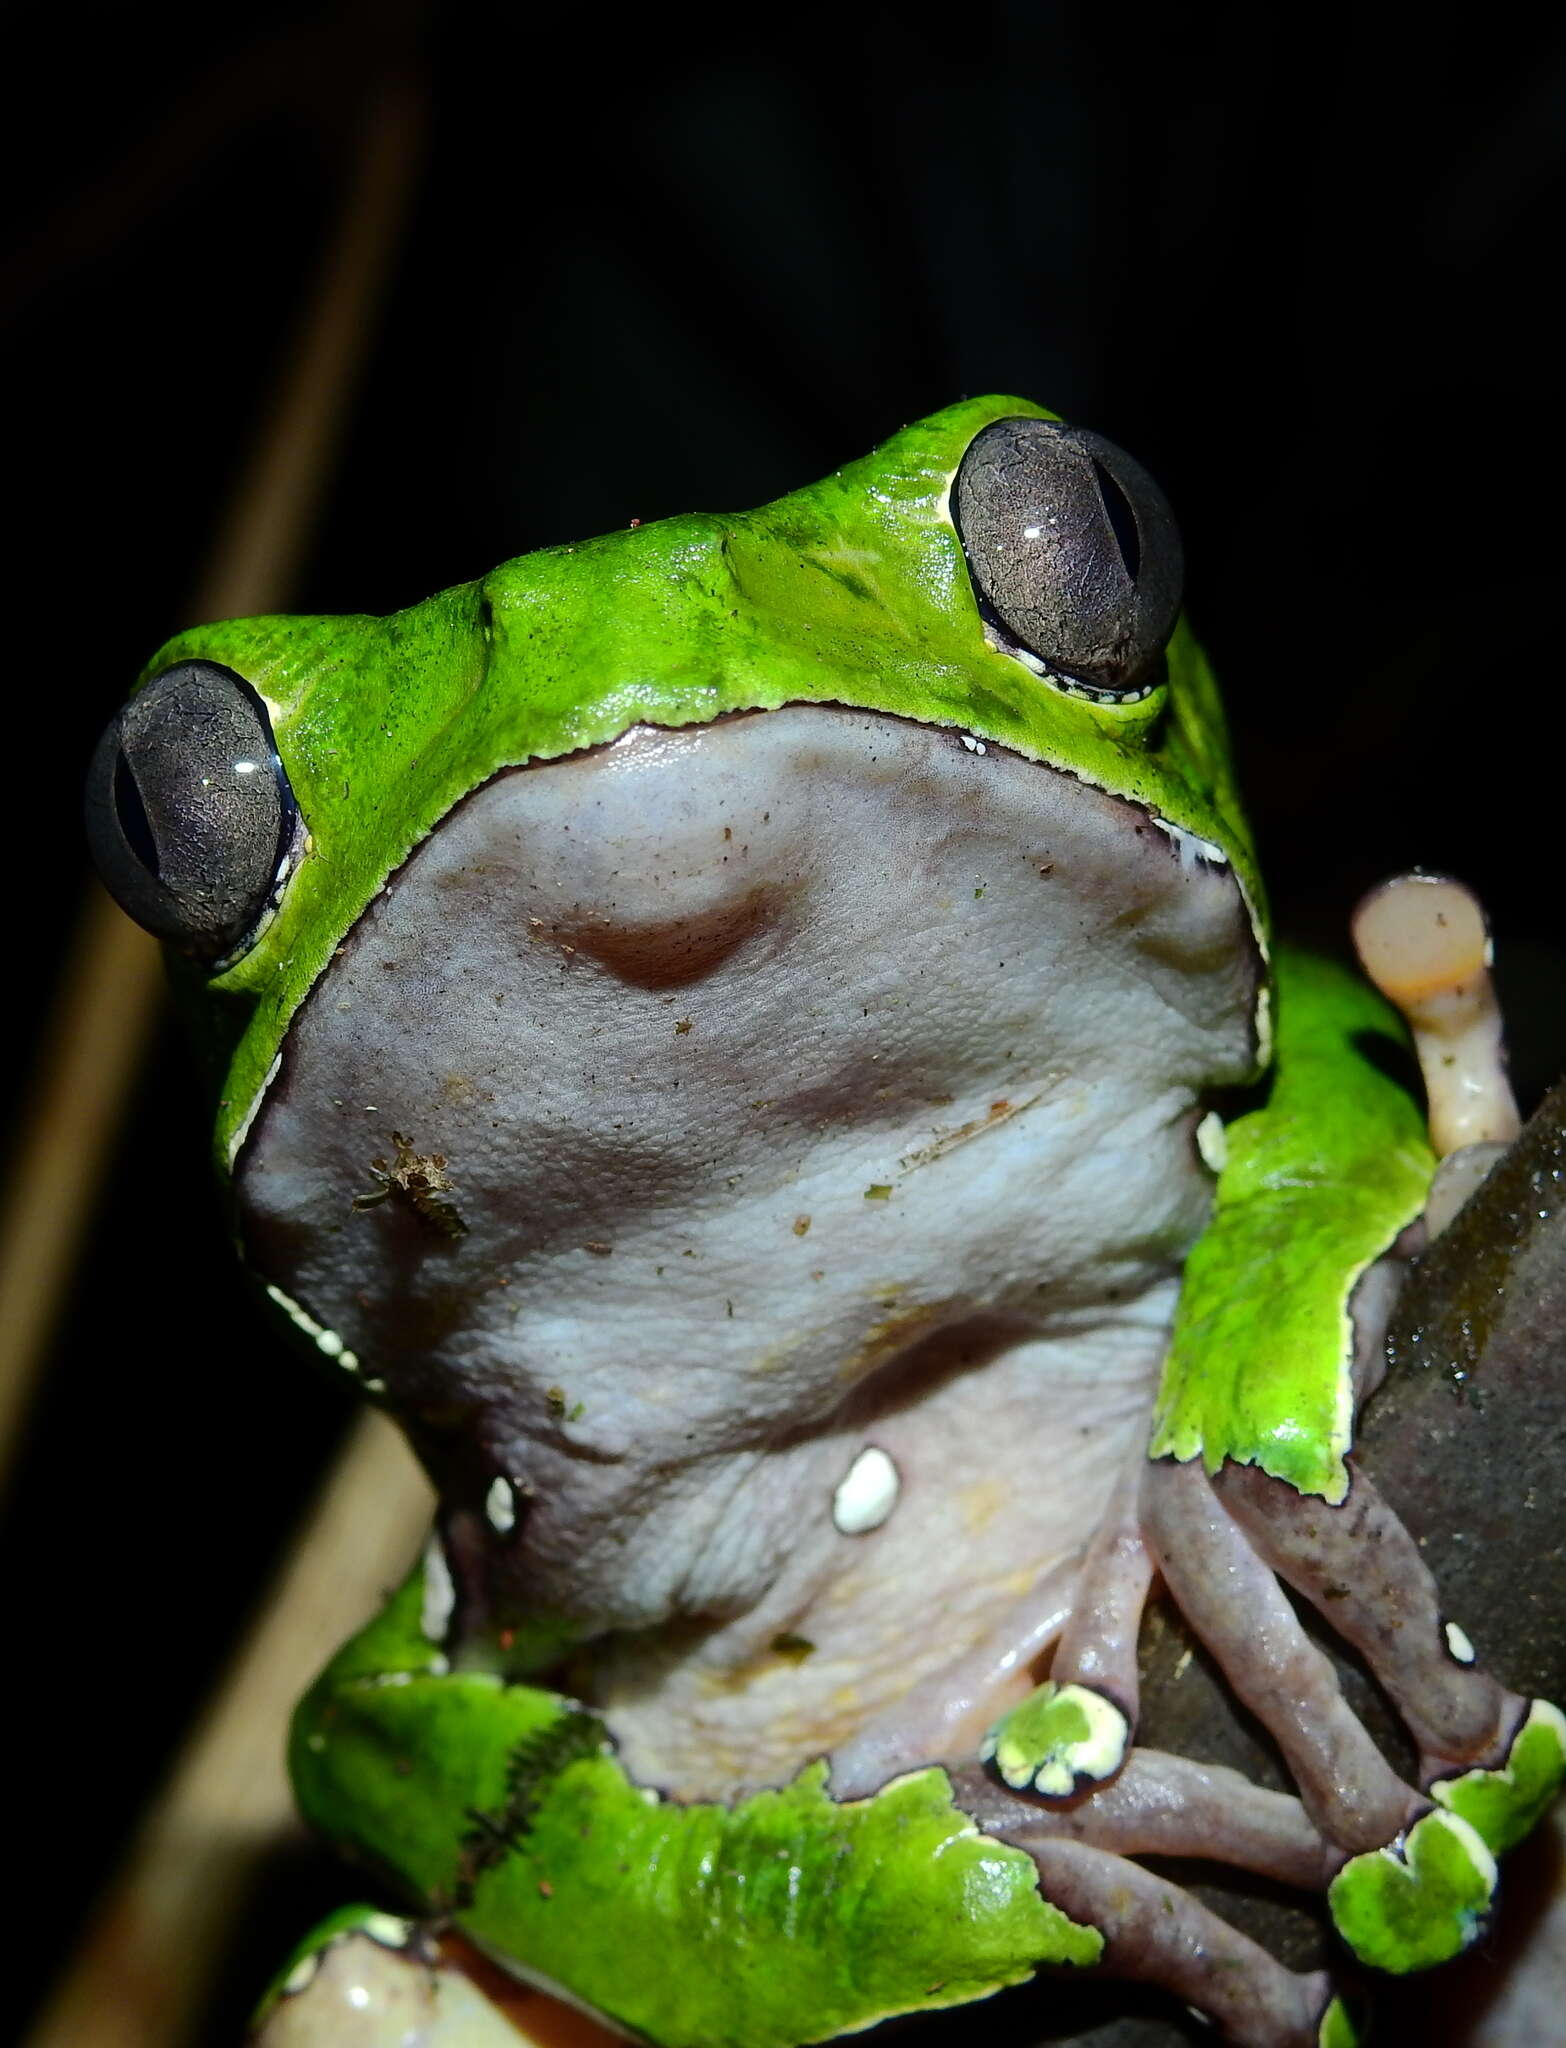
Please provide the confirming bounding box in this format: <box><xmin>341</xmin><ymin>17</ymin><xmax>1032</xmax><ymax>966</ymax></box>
<box><xmin>981</xmin><ymin>1680</ymin><xmax>1130</xmax><ymax>1797</ymax></box>
<box><xmin>1327</xmin><ymin>1807</ymin><xmax>1496</xmax><ymax>1974</ymax></box>
<box><xmin>1431</xmin><ymin>1696</ymin><xmax>1566</xmax><ymax>1856</ymax></box>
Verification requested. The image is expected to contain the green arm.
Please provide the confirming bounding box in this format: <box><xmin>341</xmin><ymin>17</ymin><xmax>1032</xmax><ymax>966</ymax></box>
<box><xmin>291</xmin><ymin>1569</ymin><xmax>1096</xmax><ymax>2048</ymax></box>
<box><xmin>1150</xmin><ymin>947</ymin><xmax>1436</xmax><ymax>1502</ymax></box>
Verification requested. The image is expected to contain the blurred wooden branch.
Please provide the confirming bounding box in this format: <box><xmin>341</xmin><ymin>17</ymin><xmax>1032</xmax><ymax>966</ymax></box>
<box><xmin>28</xmin><ymin>1415</ymin><xmax>433</xmax><ymax>2048</ymax></box>
<box><xmin>16</xmin><ymin>59</ymin><xmax>430</xmax><ymax>2048</ymax></box>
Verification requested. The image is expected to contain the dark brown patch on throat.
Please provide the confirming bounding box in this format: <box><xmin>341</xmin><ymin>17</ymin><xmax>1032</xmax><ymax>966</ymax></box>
<box><xmin>538</xmin><ymin>883</ymin><xmax>783</xmax><ymax>989</ymax></box>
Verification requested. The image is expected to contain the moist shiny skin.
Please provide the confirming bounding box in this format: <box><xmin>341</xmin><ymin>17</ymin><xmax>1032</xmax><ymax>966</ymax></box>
<box><xmin>237</xmin><ymin>706</ymin><xmax>1260</xmax><ymax>1795</ymax></box>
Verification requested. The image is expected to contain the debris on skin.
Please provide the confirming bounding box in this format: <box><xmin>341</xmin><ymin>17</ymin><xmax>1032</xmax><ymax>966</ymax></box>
<box><xmin>352</xmin><ymin>1131</ymin><xmax>469</xmax><ymax>1238</ymax></box>
<box><xmin>770</xmin><ymin>1632</ymin><xmax>816</xmax><ymax>1664</ymax></box>
<box><xmin>898</xmin><ymin>1095</ymin><xmax>1032</xmax><ymax>1173</ymax></box>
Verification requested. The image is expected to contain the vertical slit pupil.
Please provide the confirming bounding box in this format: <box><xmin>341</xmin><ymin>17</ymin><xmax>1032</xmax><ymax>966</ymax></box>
<box><xmin>1091</xmin><ymin>458</ymin><xmax>1141</xmax><ymax>585</ymax></box>
<box><xmin>114</xmin><ymin>750</ymin><xmax>161</xmax><ymax>878</ymax></box>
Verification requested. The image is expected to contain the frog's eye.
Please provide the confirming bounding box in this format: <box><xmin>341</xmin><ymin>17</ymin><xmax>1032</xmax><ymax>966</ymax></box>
<box><xmin>84</xmin><ymin>660</ymin><xmax>299</xmax><ymax>961</ymax></box>
<box><xmin>953</xmin><ymin>416</ymin><xmax>1183</xmax><ymax>702</ymax></box>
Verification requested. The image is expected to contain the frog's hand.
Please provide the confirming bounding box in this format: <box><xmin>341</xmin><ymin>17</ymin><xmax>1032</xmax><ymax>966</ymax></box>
<box><xmin>1136</xmin><ymin>950</ymin><xmax>1564</xmax><ymax>1971</ymax></box>
<box><xmin>288</xmin><ymin>1564</ymin><xmax>1095</xmax><ymax>2048</ymax></box>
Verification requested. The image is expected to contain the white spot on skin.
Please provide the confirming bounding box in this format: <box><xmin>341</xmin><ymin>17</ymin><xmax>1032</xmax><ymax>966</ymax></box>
<box><xmin>421</xmin><ymin>1537</ymin><xmax>455</xmax><ymax>1643</ymax></box>
<box><xmin>1446</xmin><ymin>1621</ymin><xmax>1477</xmax><ymax>1664</ymax></box>
<box><xmin>832</xmin><ymin>1445</ymin><xmax>900</xmax><ymax>1535</ymax></box>
<box><xmin>264</xmin><ymin>1283</ymin><xmax>360</xmax><ymax>1374</ymax></box>
<box><xmin>1195</xmin><ymin>1110</ymin><xmax>1228</xmax><ymax>1174</ymax></box>
<box><xmin>486</xmin><ymin>1476</ymin><xmax>517</xmax><ymax>1533</ymax></box>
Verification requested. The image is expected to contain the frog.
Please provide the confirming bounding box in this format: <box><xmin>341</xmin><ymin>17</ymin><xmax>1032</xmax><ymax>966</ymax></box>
<box><xmin>83</xmin><ymin>397</ymin><xmax>1565</xmax><ymax>2048</ymax></box>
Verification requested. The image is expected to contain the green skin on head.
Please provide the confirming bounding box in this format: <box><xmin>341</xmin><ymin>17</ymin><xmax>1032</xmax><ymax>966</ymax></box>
<box><xmin>125</xmin><ymin>398</ymin><xmax>1558</xmax><ymax>2039</ymax></box>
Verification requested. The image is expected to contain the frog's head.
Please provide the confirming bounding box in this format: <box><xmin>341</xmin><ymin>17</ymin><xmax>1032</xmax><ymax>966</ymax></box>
<box><xmin>86</xmin><ymin>401</ymin><xmax>1266</xmax><ymax>1674</ymax></box>
<box><xmin>86</xmin><ymin>395</ymin><xmax>1262</xmax><ymax>1177</ymax></box>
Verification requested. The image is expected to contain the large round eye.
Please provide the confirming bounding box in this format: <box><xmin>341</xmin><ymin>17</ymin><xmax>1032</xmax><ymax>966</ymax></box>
<box><xmin>953</xmin><ymin>417</ymin><xmax>1183</xmax><ymax>700</ymax></box>
<box><xmin>84</xmin><ymin>660</ymin><xmax>298</xmax><ymax>960</ymax></box>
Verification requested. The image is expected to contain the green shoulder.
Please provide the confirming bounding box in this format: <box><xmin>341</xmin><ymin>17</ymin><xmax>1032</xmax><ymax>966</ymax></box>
<box><xmin>1150</xmin><ymin>947</ymin><xmax>1436</xmax><ymax>1500</ymax></box>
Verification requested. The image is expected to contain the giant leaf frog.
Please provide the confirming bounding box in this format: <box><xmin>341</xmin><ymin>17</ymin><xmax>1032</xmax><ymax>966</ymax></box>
<box><xmin>85</xmin><ymin>399</ymin><xmax>1565</xmax><ymax>2047</ymax></box>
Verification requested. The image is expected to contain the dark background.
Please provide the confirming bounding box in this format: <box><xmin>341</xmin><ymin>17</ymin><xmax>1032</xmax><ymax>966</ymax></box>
<box><xmin>5</xmin><ymin>3</ymin><xmax>1563</xmax><ymax>2039</ymax></box>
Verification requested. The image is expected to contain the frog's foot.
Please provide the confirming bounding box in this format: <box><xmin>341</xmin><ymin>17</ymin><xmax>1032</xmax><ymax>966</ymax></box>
<box><xmin>1024</xmin><ymin>1838</ymin><xmax>1353</xmax><ymax>2048</ymax></box>
<box><xmin>982</xmin><ymin>1679</ymin><xmax>1131</xmax><ymax>1795</ymax></box>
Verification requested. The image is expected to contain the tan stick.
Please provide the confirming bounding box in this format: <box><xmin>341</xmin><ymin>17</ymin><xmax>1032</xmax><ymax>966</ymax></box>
<box><xmin>0</xmin><ymin>895</ymin><xmax>161</xmax><ymax>1481</ymax></box>
<box><xmin>0</xmin><ymin>70</ymin><xmax>424</xmax><ymax>1485</ymax></box>
<box><xmin>20</xmin><ymin>66</ymin><xmax>429</xmax><ymax>2048</ymax></box>
<box><xmin>27</xmin><ymin>1414</ymin><xmax>434</xmax><ymax>2048</ymax></box>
